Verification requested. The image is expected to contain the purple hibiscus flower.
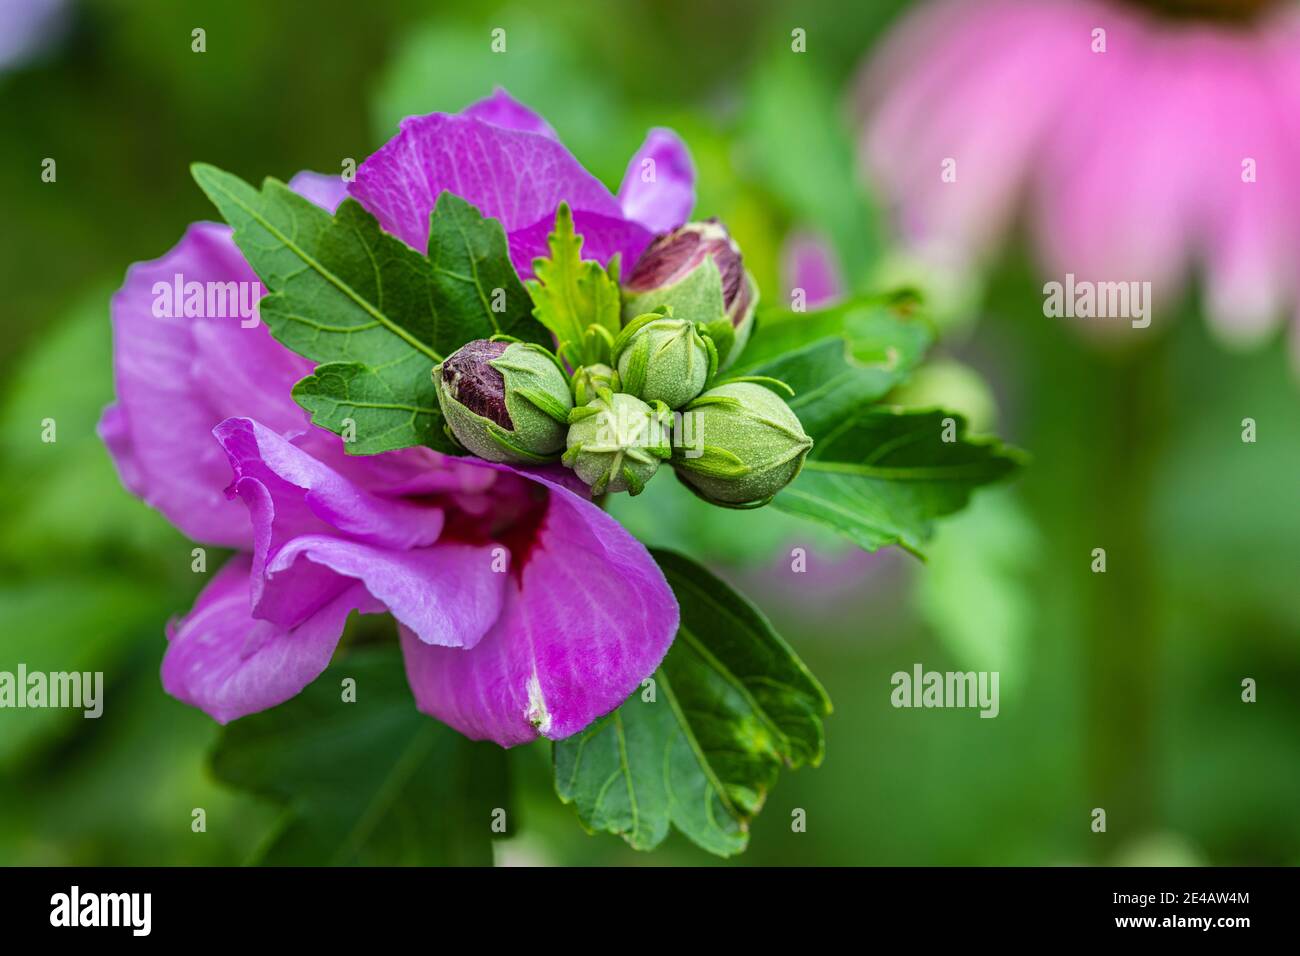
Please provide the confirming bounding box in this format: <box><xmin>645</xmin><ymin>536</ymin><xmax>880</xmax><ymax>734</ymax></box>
<box><xmin>99</xmin><ymin>90</ymin><xmax>695</xmax><ymax>746</ymax></box>
<box><xmin>351</xmin><ymin>87</ymin><xmax>694</xmax><ymax>278</ymax></box>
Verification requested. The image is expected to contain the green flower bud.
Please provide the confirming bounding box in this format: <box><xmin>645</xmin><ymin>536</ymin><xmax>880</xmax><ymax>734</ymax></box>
<box><xmin>622</xmin><ymin>220</ymin><xmax>758</xmax><ymax>368</ymax></box>
<box><xmin>434</xmin><ymin>339</ymin><xmax>572</xmax><ymax>464</ymax></box>
<box><xmin>672</xmin><ymin>382</ymin><xmax>812</xmax><ymax>506</ymax></box>
<box><xmin>563</xmin><ymin>391</ymin><xmax>671</xmax><ymax>496</ymax></box>
<box><xmin>613</xmin><ymin>313</ymin><xmax>712</xmax><ymax>409</ymax></box>
<box><xmin>571</xmin><ymin>363</ymin><xmax>616</xmax><ymax>406</ymax></box>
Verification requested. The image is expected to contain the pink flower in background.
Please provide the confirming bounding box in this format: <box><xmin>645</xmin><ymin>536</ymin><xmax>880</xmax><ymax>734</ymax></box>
<box><xmin>780</xmin><ymin>231</ymin><xmax>845</xmax><ymax>310</ymax></box>
<box><xmin>0</xmin><ymin>0</ymin><xmax>66</xmax><ymax>73</ymax></box>
<box><xmin>99</xmin><ymin>92</ymin><xmax>690</xmax><ymax>746</ymax></box>
<box><xmin>857</xmin><ymin>0</ymin><xmax>1300</xmax><ymax>357</ymax></box>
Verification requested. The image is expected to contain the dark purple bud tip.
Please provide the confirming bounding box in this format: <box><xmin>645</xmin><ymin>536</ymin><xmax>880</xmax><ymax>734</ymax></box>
<box><xmin>626</xmin><ymin>219</ymin><xmax>749</xmax><ymax>321</ymax></box>
<box><xmin>625</xmin><ymin>229</ymin><xmax>705</xmax><ymax>290</ymax></box>
<box><xmin>440</xmin><ymin>339</ymin><xmax>513</xmax><ymax>429</ymax></box>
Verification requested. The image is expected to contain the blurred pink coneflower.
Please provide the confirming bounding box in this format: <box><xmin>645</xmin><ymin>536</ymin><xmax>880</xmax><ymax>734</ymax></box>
<box><xmin>858</xmin><ymin>0</ymin><xmax>1300</xmax><ymax>359</ymax></box>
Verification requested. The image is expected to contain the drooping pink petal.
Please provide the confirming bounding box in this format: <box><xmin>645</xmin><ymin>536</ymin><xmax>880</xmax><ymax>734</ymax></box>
<box><xmin>214</xmin><ymin>418</ymin><xmax>445</xmax><ymax>549</ymax></box>
<box><xmin>460</xmin><ymin>87</ymin><xmax>559</xmax><ymax>140</ymax></box>
<box><xmin>617</xmin><ymin>127</ymin><xmax>696</xmax><ymax>234</ymax></box>
<box><xmin>463</xmin><ymin>456</ymin><xmax>598</xmax><ymax>500</ymax></box>
<box><xmin>860</xmin><ymin>0</ymin><xmax>1300</xmax><ymax>351</ymax></box>
<box><xmin>349</xmin><ymin>112</ymin><xmax>624</xmax><ymax>252</ymax></box>
<box><xmin>268</xmin><ymin>536</ymin><xmax>506</xmax><ymax>649</ymax></box>
<box><xmin>860</xmin><ymin>0</ymin><xmax>1091</xmax><ymax>255</ymax></box>
<box><xmin>399</xmin><ymin>472</ymin><xmax>678</xmax><ymax>747</ymax></box>
<box><xmin>294</xmin><ymin>433</ymin><xmax>501</xmax><ymax>498</ymax></box>
<box><xmin>213</xmin><ymin>417</ymin><xmax>478</xmax><ymax>635</ymax></box>
<box><xmin>229</xmin><ymin>468</ymin><xmax>346</xmax><ymax>629</ymax></box>
<box><xmin>1264</xmin><ymin>8</ymin><xmax>1300</xmax><ymax>365</ymax></box>
<box><xmin>1188</xmin><ymin>28</ymin><xmax>1298</xmax><ymax>345</ymax></box>
<box><xmin>162</xmin><ymin>554</ymin><xmax>384</xmax><ymax>724</ymax></box>
<box><xmin>1031</xmin><ymin>11</ymin><xmax>1203</xmax><ymax>307</ymax></box>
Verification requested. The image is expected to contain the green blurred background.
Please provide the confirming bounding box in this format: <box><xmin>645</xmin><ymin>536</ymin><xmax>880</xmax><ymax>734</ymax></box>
<box><xmin>1</xmin><ymin>0</ymin><xmax>1296</xmax><ymax>866</ymax></box>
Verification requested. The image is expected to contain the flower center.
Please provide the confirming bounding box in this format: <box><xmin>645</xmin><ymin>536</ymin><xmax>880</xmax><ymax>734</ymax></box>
<box><xmin>1127</xmin><ymin>0</ymin><xmax>1283</xmax><ymax>23</ymax></box>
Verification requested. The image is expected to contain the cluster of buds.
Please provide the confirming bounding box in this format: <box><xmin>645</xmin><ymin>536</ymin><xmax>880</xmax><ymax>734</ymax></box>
<box><xmin>434</xmin><ymin>220</ymin><xmax>812</xmax><ymax>507</ymax></box>
<box><xmin>622</xmin><ymin>219</ymin><xmax>757</xmax><ymax>368</ymax></box>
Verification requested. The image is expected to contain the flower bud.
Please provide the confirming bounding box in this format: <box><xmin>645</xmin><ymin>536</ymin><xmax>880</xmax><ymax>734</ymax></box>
<box><xmin>614</xmin><ymin>313</ymin><xmax>711</xmax><ymax>409</ymax></box>
<box><xmin>563</xmin><ymin>391</ymin><xmax>671</xmax><ymax>496</ymax></box>
<box><xmin>435</xmin><ymin>340</ymin><xmax>572</xmax><ymax>464</ymax></box>
<box><xmin>672</xmin><ymin>382</ymin><xmax>812</xmax><ymax>506</ymax></box>
<box><xmin>622</xmin><ymin>220</ymin><xmax>758</xmax><ymax>366</ymax></box>
<box><xmin>570</xmin><ymin>363</ymin><xmax>616</xmax><ymax>406</ymax></box>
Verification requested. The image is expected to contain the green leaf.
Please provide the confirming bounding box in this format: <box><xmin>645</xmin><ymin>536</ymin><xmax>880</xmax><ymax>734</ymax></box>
<box><xmin>730</xmin><ymin>293</ymin><xmax>932</xmax><ymax>438</ymax></box>
<box><xmin>425</xmin><ymin>190</ymin><xmax>549</xmax><ymax>346</ymax></box>
<box><xmin>554</xmin><ymin>549</ymin><xmax>830</xmax><ymax>857</ymax></box>
<box><xmin>211</xmin><ymin>646</ymin><xmax>509</xmax><ymax>866</ymax></box>
<box><xmin>774</xmin><ymin>407</ymin><xmax>1025</xmax><ymax>557</ymax></box>
<box><xmin>525</xmin><ymin>203</ymin><xmax>621</xmax><ymax>367</ymax></box>
<box><xmin>191</xmin><ymin>166</ymin><xmax>542</xmax><ymax>455</ymax></box>
<box><xmin>291</xmin><ymin>361</ymin><xmax>438</xmax><ymax>456</ymax></box>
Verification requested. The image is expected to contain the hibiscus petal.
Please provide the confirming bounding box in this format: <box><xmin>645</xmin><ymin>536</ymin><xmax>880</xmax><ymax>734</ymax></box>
<box><xmin>350</xmin><ymin>112</ymin><xmax>624</xmax><ymax>250</ymax></box>
<box><xmin>98</xmin><ymin>403</ymin><xmax>145</xmax><ymax>499</ymax></box>
<box><xmin>400</xmin><ymin>472</ymin><xmax>679</xmax><ymax>747</ymax></box>
<box><xmin>294</xmin><ymin>434</ymin><xmax>501</xmax><ymax>498</ymax></box>
<box><xmin>214</xmin><ymin>417</ymin><xmax>445</xmax><ymax>549</ymax></box>
<box><xmin>213</xmin><ymin>417</ymin><xmax>455</xmax><ymax>631</ymax></box>
<box><xmin>286</xmin><ymin>170</ymin><xmax>350</xmax><ymax>213</ymax></box>
<box><xmin>100</xmin><ymin>174</ymin><xmax>352</xmax><ymax>548</ymax></box>
<box><xmin>467</xmin><ymin>458</ymin><xmax>594</xmax><ymax>499</ymax></box>
<box><xmin>100</xmin><ymin>222</ymin><xmax>309</xmax><ymax>548</ymax></box>
<box><xmin>268</xmin><ymin>537</ymin><xmax>506</xmax><ymax>649</ymax></box>
<box><xmin>460</xmin><ymin>87</ymin><xmax>559</xmax><ymax>140</ymax></box>
<box><xmin>162</xmin><ymin>554</ymin><xmax>384</xmax><ymax>724</ymax></box>
<box><xmin>617</xmin><ymin>127</ymin><xmax>695</xmax><ymax>234</ymax></box>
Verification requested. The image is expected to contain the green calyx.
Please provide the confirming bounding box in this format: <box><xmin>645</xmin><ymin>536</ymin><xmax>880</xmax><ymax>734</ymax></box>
<box><xmin>672</xmin><ymin>381</ymin><xmax>812</xmax><ymax>506</ymax></box>
<box><xmin>722</xmin><ymin>271</ymin><xmax>758</xmax><ymax>368</ymax></box>
<box><xmin>435</xmin><ymin>340</ymin><xmax>573</xmax><ymax>464</ymax></box>
<box><xmin>563</xmin><ymin>391</ymin><xmax>672</xmax><ymax>496</ymax></box>
<box><xmin>614</xmin><ymin>310</ymin><xmax>715</xmax><ymax>410</ymax></box>
<box><xmin>620</xmin><ymin>256</ymin><xmax>758</xmax><ymax>370</ymax></box>
<box><xmin>571</xmin><ymin>363</ymin><xmax>618</xmax><ymax>406</ymax></box>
